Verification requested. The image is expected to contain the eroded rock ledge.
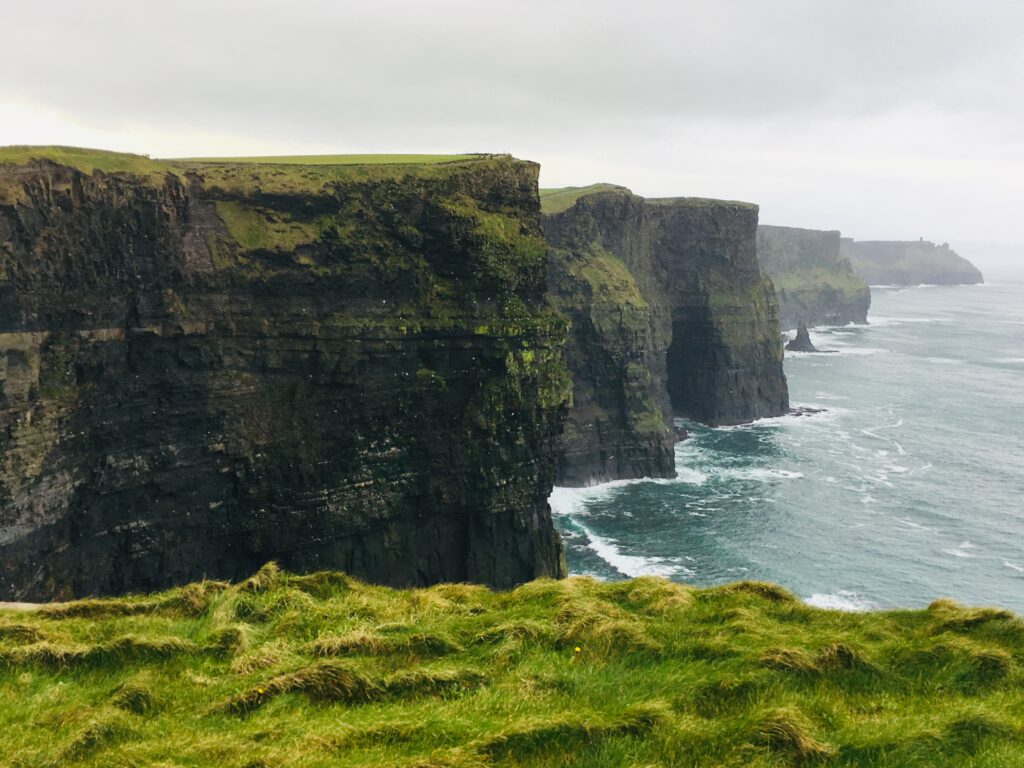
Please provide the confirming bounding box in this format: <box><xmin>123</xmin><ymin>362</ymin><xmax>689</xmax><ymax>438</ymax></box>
<box><xmin>0</xmin><ymin>149</ymin><xmax>571</xmax><ymax>599</ymax></box>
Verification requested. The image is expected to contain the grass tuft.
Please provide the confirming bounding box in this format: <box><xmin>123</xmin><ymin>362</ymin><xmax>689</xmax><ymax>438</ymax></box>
<box><xmin>714</xmin><ymin>581</ymin><xmax>798</xmax><ymax>603</ymax></box>
<box><xmin>754</xmin><ymin>707</ymin><xmax>835</xmax><ymax>761</ymax></box>
<box><xmin>0</xmin><ymin>623</ymin><xmax>46</xmax><ymax>644</ymax></box>
<box><xmin>111</xmin><ymin>679</ymin><xmax>159</xmax><ymax>715</ymax></box>
<box><xmin>476</xmin><ymin>701</ymin><xmax>667</xmax><ymax>759</ymax></box>
<box><xmin>63</xmin><ymin>711</ymin><xmax>134</xmax><ymax>760</ymax></box>
<box><xmin>239</xmin><ymin>562</ymin><xmax>282</xmax><ymax>593</ymax></box>
<box><xmin>225</xmin><ymin>660</ymin><xmax>380</xmax><ymax>714</ymax></box>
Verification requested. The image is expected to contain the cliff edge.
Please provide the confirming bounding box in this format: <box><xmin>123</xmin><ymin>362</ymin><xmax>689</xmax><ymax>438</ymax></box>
<box><xmin>0</xmin><ymin>147</ymin><xmax>571</xmax><ymax>599</ymax></box>
<box><xmin>544</xmin><ymin>186</ymin><xmax>789</xmax><ymax>485</ymax></box>
<box><xmin>756</xmin><ymin>225</ymin><xmax>870</xmax><ymax>330</ymax></box>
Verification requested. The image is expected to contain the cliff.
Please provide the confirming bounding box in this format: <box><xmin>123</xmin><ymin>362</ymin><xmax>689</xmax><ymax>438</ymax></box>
<box><xmin>756</xmin><ymin>225</ymin><xmax>870</xmax><ymax>330</ymax></box>
<box><xmin>842</xmin><ymin>238</ymin><xmax>984</xmax><ymax>285</ymax></box>
<box><xmin>4</xmin><ymin>570</ymin><xmax>1022</xmax><ymax>766</ymax></box>
<box><xmin>0</xmin><ymin>146</ymin><xmax>572</xmax><ymax>600</ymax></box>
<box><xmin>543</xmin><ymin>187</ymin><xmax>788</xmax><ymax>485</ymax></box>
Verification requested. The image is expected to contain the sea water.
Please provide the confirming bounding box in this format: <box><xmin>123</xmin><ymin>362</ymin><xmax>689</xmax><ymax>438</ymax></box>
<box><xmin>550</xmin><ymin>281</ymin><xmax>1024</xmax><ymax>611</ymax></box>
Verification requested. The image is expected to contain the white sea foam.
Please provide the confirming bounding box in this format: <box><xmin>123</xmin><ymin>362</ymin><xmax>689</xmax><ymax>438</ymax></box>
<box><xmin>894</xmin><ymin>517</ymin><xmax>928</xmax><ymax>530</ymax></box>
<box><xmin>867</xmin><ymin>315</ymin><xmax>952</xmax><ymax>327</ymax></box>
<box><xmin>720</xmin><ymin>468</ymin><xmax>804</xmax><ymax>481</ymax></box>
<box><xmin>577</xmin><ymin>521</ymin><xmax>691</xmax><ymax>578</ymax></box>
<box><xmin>1004</xmin><ymin>561</ymin><xmax>1024</xmax><ymax>573</ymax></box>
<box><xmin>805</xmin><ymin>591</ymin><xmax>877</xmax><ymax>612</ymax></box>
<box><xmin>923</xmin><ymin>357</ymin><xmax>961</xmax><ymax>365</ymax></box>
<box><xmin>992</xmin><ymin>357</ymin><xmax>1024</xmax><ymax>364</ymax></box>
<box><xmin>942</xmin><ymin>541</ymin><xmax>977</xmax><ymax>559</ymax></box>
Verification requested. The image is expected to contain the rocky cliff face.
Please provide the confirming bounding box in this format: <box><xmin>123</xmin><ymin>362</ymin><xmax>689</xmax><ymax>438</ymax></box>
<box><xmin>544</xmin><ymin>188</ymin><xmax>789</xmax><ymax>485</ymax></box>
<box><xmin>0</xmin><ymin>148</ymin><xmax>571</xmax><ymax>600</ymax></box>
<box><xmin>756</xmin><ymin>225</ymin><xmax>870</xmax><ymax>330</ymax></box>
<box><xmin>842</xmin><ymin>238</ymin><xmax>984</xmax><ymax>285</ymax></box>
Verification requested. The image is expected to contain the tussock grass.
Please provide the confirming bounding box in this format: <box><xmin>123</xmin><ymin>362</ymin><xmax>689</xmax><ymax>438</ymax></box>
<box><xmin>311</xmin><ymin>629</ymin><xmax>462</xmax><ymax>658</ymax></box>
<box><xmin>1</xmin><ymin>635</ymin><xmax>195</xmax><ymax>669</ymax></box>
<box><xmin>110</xmin><ymin>678</ymin><xmax>158</xmax><ymax>715</ymax></box>
<box><xmin>2</xmin><ymin>569</ymin><xmax>1023</xmax><ymax>766</ymax></box>
<box><xmin>754</xmin><ymin>707</ymin><xmax>835</xmax><ymax>761</ymax></box>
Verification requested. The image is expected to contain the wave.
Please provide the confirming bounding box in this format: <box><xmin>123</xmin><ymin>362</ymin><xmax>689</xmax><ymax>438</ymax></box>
<box><xmin>991</xmin><ymin>357</ymin><xmax>1024</xmax><ymax>364</ymax></box>
<box><xmin>1005</xmin><ymin>561</ymin><xmax>1024</xmax><ymax>573</ymax></box>
<box><xmin>942</xmin><ymin>541</ymin><xmax>977</xmax><ymax>559</ymax></box>
<box><xmin>575</xmin><ymin>520</ymin><xmax>692</xmax><ymax>578</ymax></box>
<box><xmin>805</xmin><ymin>590</ymin><xmax>877</xmax><ymax>612</ymax></box>
<box><xmin>866</xmin><ymin>315</ymin><xmax>952</xmax><ymax>327</ymax></box>
<box><xmin>718</xmin><ymin>467</ymin><xmax>804</xmax><ymax>482</ymax></box>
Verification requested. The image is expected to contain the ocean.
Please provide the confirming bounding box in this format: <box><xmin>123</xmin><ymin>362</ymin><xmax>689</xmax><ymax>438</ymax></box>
<box><xmin>550</xmin><ymin>280</ymin><xmax>1024</xmax><ymax>612</ymax></box>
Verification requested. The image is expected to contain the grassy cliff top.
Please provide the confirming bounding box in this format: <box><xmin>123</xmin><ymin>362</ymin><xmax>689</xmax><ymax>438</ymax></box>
<box><xmin>170</xmin><ymin>154</ymin><xmax>477</xmax><ymax>166</ymax></box>
<box><xmin>0</xmin><ymin>146</ymin><xmax>526</xmax><ymax>198</ymax></box>
<box><xmin>540</xmin><ymin>184</ymin><xmax>758</xmax><ymax>215</ymax></box>
<box><xmin>539</xmin><ymin>183</ymin><xmax>631</xmax><ymax>214</ymax></box>
<box><xmin>2</xmin><ymin>568</ymin><xmax>1022</xmax><ymax>767</ymax></box>
<box><xmin>0</xmin><ymin>146</ymin><xmax>479</xmax><ymax>171</ymax></box>
<box><xmin>0</xmin><ymin>146</ymin><xmax>173</xmax><ymax>177</ymax></box>
<box><xmin>645</xmin><ymin>195</ymin><xmax>758</xmax><ymax>210</ymax></box>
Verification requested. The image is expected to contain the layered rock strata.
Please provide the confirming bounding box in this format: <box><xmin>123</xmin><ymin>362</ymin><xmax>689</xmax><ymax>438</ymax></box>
<box><xmin>841</xmin><ymin>238</ymin><xmax>984</xmax><ymax>285</ymax></box>
<box><xmin>543</xmin><ymin>187</ymin><xmax>789</xmax><ymax>486</ymax></box>
<box><xmin>756</xmin><ymin>225</ymin><xmax>870</xmax><ymax>330</ymax></box>
<box><xmin>0</xmin><ymin>147</ymin><xmax>571</xmax><ymax>600</ymax></box>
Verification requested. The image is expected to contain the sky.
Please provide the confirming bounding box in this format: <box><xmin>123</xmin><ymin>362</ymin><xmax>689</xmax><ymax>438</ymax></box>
<box><xmin>3</xmin><ymin>0</ymin><xmax>1024</xmax><ymax>253</ymax></box>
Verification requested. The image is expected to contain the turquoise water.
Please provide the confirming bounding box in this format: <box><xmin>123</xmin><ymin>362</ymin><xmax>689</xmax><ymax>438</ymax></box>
<box><xmin>551</xmin><ymin>281</ymin><xmax>1024</xmax><ymax>612</ymax></box>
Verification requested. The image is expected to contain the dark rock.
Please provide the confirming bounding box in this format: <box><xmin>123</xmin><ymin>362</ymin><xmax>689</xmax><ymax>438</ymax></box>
<box><xmin>0</xmin><ymin>151</ymin><xmax>571</xmax><ymax>600</ymax></box>
<box><xmin>786</xmin><ymin>322</ymin><xmax>818</xmax><ymax>352</ymax></box>
<box><xmin>543</xmin><ymin>187</ymin><xmax>789</xmax><ymax>486</ymax></box>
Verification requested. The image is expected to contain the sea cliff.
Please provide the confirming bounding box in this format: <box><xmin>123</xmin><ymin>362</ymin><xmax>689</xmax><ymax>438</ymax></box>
<box><xmin>543</xmin><ymin>186</ymin><xmax>788</xmax><ymax>486</ymax></box>
<box><xmin>842</xmin><ymin>238</ymin><xmax>984</xmax><ymax>286</ymax></box>
<box><xmin>0</xmin><ymin>147</ymin><xmax>571</xmax><ymax>600</ymax></box>
<box><xmin>756</xmin><ymin>225</ymin><xmax>870</xmax><ymax>330</ymax></box>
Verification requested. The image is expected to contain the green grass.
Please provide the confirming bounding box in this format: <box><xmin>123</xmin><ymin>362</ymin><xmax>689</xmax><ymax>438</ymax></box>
<box><xmin>0</xmin><ymin>147</ymin><xmax>492</xmax><ymax>199</ymax></box>
<box><xmin>0</xmin><ymin>146</ymin><xmax>175</xmax><ymax>179</ymax></box>
<box><xmin>169</xmin><ymin>154</ymin><xmax>477</xmax><ymax>166</ymax></box>
<box><xmin>539</xmin><ymin>184</ymin><xmax>630</xmax><ymax>214</ymax></box>
<box><xmin>2</xmin><ymin>569</ymin><xmax>1023</xmax><ymax>766</ymax></box>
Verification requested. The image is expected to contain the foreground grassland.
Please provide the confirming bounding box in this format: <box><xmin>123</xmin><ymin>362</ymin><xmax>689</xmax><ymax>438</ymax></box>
<box><xmin>2</xmin><ymin>569</ymin><xmax>1023</xmax><ymax>767</ymax></box>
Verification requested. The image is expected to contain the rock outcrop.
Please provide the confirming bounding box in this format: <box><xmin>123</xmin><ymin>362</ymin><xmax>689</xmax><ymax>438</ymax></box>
<box><xmin>785</xmin><ymin>322</ymin><xmax>818</xmax><ymax>353</ymax></box>
<box><xmin>756</xmin><ymin>225</ymin><xmax>870</xmax><ymax>330</ymax></box>
<box><xmin>543</xmin><ymin>186</ymin><xmax>789</xmax><ymax>486</ymax></box>
<box><xmin>0</xmin><ymin>147</ymin><xmax>572</xmax><ymax>600</ymax></box>
<box><xmin>841</xmin><ymin>238</ymin><xmax>984</xmax><ymax>285</ymax></box>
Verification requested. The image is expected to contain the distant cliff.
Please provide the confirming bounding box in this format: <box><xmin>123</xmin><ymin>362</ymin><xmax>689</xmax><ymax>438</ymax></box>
<box><xmin>842</xmin><ymin>238</ymin><xmax>984</xmax><ymax>285</ymax></box>
<box><xmin>543</xmin><ymin>186</ymin><xmax>789</xmax><ymax>486</ymax></box>
<box><xmin>0</xmin><ymin>147</ymin><xmax>571</xmax><ymax>600</ymax></box>
<box><xmin>756</xmin><ymin>225</ymin><xmax>870</xmax><ymax>330</ymax></box>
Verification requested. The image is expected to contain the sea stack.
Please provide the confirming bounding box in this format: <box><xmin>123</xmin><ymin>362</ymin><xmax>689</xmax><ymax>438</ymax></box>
<box><xmin>785</xmin><ymin>322</ymin><xmax>818</xmax><ymax>352</ymax></box>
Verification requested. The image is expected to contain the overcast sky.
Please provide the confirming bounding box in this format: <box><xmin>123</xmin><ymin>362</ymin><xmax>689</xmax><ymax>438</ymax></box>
<box><xmin>4</xmin><ymin>0</ymin><xmax>1024</xmax><ymax>249</ymax></box>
